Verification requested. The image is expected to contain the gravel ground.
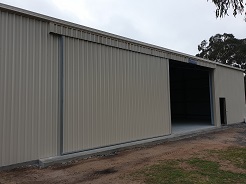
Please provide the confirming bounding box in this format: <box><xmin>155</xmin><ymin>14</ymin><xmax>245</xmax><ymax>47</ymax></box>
<box><xmin>0</xmin><ymin>123</ymin><xmax>246</xmax><ymax>184</ymax></box>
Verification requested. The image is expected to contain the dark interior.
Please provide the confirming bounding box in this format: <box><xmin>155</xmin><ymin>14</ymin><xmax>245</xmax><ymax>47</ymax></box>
<box><xmin>169</xmin><ymin>60</ymin><xmax>212</xmax><ymax>123</ymax></box>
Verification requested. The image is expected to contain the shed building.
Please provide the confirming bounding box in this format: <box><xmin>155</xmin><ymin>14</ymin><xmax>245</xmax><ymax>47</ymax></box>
<box><xmin>0</xmin><ymin>3</ymin><xmax>245</xmax><ymax>168</ymax></box>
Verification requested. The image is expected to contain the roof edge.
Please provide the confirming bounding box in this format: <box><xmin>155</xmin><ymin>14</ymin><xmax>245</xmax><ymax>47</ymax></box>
<box><xmin>0</xmin><ymin>3</ymin><xmax>244</xmax><ymax>72</ymax></box>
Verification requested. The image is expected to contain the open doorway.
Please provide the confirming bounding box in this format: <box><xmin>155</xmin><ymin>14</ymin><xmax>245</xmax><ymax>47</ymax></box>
<box><xmin>169</xmin><ymin>60</ymin><xmax>214</xmax><ymax>134</ymax></box>
<box><xmin>219</xmin><ymin>98</ymin><xmax>227</xmax><ymax>125</ymax></box>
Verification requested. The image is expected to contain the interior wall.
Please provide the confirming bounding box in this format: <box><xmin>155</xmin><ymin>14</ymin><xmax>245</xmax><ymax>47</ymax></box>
<box><xmin>170</xmin><ymin>61</ymin><xmax>211</xmax><ymax>122</ymax></box>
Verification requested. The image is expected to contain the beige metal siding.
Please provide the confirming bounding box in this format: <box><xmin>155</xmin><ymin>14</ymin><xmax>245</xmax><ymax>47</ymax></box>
<box><xmin>0</xmin><ymin>11</ymin><xmax>59</xmax><ymax>167</ymax></box>
<box><xmin>214</xmin><ymin>65</ymin><xmax>245</xmax><ymax>125</ymax></box>
<box><xmin>1</xmin><ymin>3</ymin><xmax>245</xmax><ymax>168</ymax></box>
<box><xmin>49</xmin><ymin>23</ymin><xmax>216</xmax><ymax>69</ymax></box>
<box><xmin>63</xmin><ymin>37</ymin><xmax>171</xmax><ymax>153</ymax></box>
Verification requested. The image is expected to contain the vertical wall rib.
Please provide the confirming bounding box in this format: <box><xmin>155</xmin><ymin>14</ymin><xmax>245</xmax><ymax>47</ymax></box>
<box><xmin>63</xmin><ymin>38</ymin><xmax>171</xmax><ymax>154</ymax></box>
<box><xmin>0</xmin><ymin>11</ymin><xmax>59</xmax><ymax>167</ymax></box>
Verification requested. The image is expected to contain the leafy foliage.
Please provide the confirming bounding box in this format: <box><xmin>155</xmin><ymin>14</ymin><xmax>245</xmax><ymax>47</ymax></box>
<box><xmin>196</xmin><ymin>33</ymin><xmax>246</xmax><ymax>71</ymax></box>
<box><xmin>210</xmin><ymin>0</ymin><xmax>245</xmax><ymax>19</ymax></box>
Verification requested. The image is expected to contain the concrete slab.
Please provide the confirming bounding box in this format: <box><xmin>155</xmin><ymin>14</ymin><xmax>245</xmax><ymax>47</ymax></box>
<box><xmin>39</xmin><ymin>125</ymin><xmax>221</xmax><ymax>168</ymax></box>
<box><xmin>172</xmin><ymin>120</ymin><xmax>213</xmax><ymax>134</ymax></box>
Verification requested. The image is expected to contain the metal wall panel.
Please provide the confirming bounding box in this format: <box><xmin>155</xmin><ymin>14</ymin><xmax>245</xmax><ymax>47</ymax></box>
<box><xmin>1</xmin><ymin>3</ymin><xmax>245</xmax><ymax>168</ymax></box>
<box><xmin>213</xmin><ymin>65</ymin><xmax>245</xmax><ymax>125</ymax></box>
<box><xmin>49</xmin><ymin>23</ymin><xmax>216</xmax><ymax>69</ymax></box>
<box><xmin>0</xmin><ymin>11</ymin><xmax>59</xmax><ymax>167</ymax></box>
<box><xmin>63</xmin><ymin>37</ymin><xmax>171</xmax><ymax>153</ymax></box>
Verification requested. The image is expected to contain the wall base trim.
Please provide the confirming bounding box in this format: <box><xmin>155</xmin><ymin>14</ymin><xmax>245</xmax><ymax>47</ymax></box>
<box><xmin>40</xmin><ymin>126</ymin><xmax>221</xmax><ymax>168</ymax></box>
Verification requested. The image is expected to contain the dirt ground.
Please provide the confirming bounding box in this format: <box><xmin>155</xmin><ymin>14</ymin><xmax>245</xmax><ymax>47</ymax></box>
<box><xmin>1</xmin><ymin>124</ymin><xmax>246</xmax><ymax>184</ymax></box>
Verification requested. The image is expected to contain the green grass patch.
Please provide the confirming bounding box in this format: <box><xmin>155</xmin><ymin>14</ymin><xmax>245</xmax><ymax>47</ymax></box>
<box><xmin>188</xmin><ymin>158</ymin><xmax>246</xmax><ymax>183</ymax></box>
<box><xmin>211</xmin><ymin>147</ymin><xmax>246</xmax><ymax>169</ymax></box>
<box><xmin>130</xmin><ymin>156</ymin><xmax>246</xmax><ymax>184</ymax></box>
<box><xmin>132</xmin><ymin>161</ymin><xmax>201</xmax><ymax>184</ymax></box>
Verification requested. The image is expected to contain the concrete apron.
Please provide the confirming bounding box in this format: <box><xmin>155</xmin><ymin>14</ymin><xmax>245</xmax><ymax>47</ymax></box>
<box><xmin>39</xmin><ymin>125</ymin><xmax>229</xmax><ymax>168</ymax></box>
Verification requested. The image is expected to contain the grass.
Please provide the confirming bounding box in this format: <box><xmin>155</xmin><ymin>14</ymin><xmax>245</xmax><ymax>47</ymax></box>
<box><xmin>130</xmin><ymin>147</ymin><xmax>246</xmax><ymax>184</ymax></box>
<box><xmin>212</xmin><ymin>147</ymin><xmax>246</xmax><ymax>169</ymax></box>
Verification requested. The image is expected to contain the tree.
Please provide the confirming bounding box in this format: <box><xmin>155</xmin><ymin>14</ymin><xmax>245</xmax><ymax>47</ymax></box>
<box><xmin>196</xmin><ymin>33</ymin><xmax>246</xmax><ymax>71</ymax></box>
<box><xmin>210</xmin><ymin>0</ymin><xmax>245</xmax><ymax>19</ymax></box>
<box><xmin>197</xmin><ymin>33</ymin><xmax>246</xmax><ymax>93</ymax></box>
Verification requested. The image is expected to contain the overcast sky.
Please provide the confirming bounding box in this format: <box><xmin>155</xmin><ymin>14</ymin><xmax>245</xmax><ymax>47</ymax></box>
<box><xmin>1</xmin><ymin>0</ymin><xmax>246</xmax><ymax>55</ymax></box>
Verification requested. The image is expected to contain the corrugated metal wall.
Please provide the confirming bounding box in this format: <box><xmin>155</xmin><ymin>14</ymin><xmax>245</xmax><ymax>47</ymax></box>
<box><xmin>49</xmin><ymin>22</ymin><xmax>216</xmax><ymax>69</ymax></box>
<box><xmin>0</xmin><ymin>10</ymin><xmax>59</xmax><ymax>167</ymax></box>
<box><xmin>214</xmin><ymin>65</ymin><xmax>245</xmax><ymax>125</ymax></box>
<box><xmin>1</xmin><ymin>3</ymin><xmax>246</xmax><ymax>168</ymax></box>
<box><xmin>63</xmin><ymin>37</ymin><xmax>171</xmax><ymax>153</ymax></box>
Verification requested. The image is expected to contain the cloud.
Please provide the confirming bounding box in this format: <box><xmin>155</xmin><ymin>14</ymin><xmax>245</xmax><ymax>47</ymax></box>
<box><xmin>1</xmin><ymin>0</ymin><xmax>246</xmax><ymax>55</ymax></box>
